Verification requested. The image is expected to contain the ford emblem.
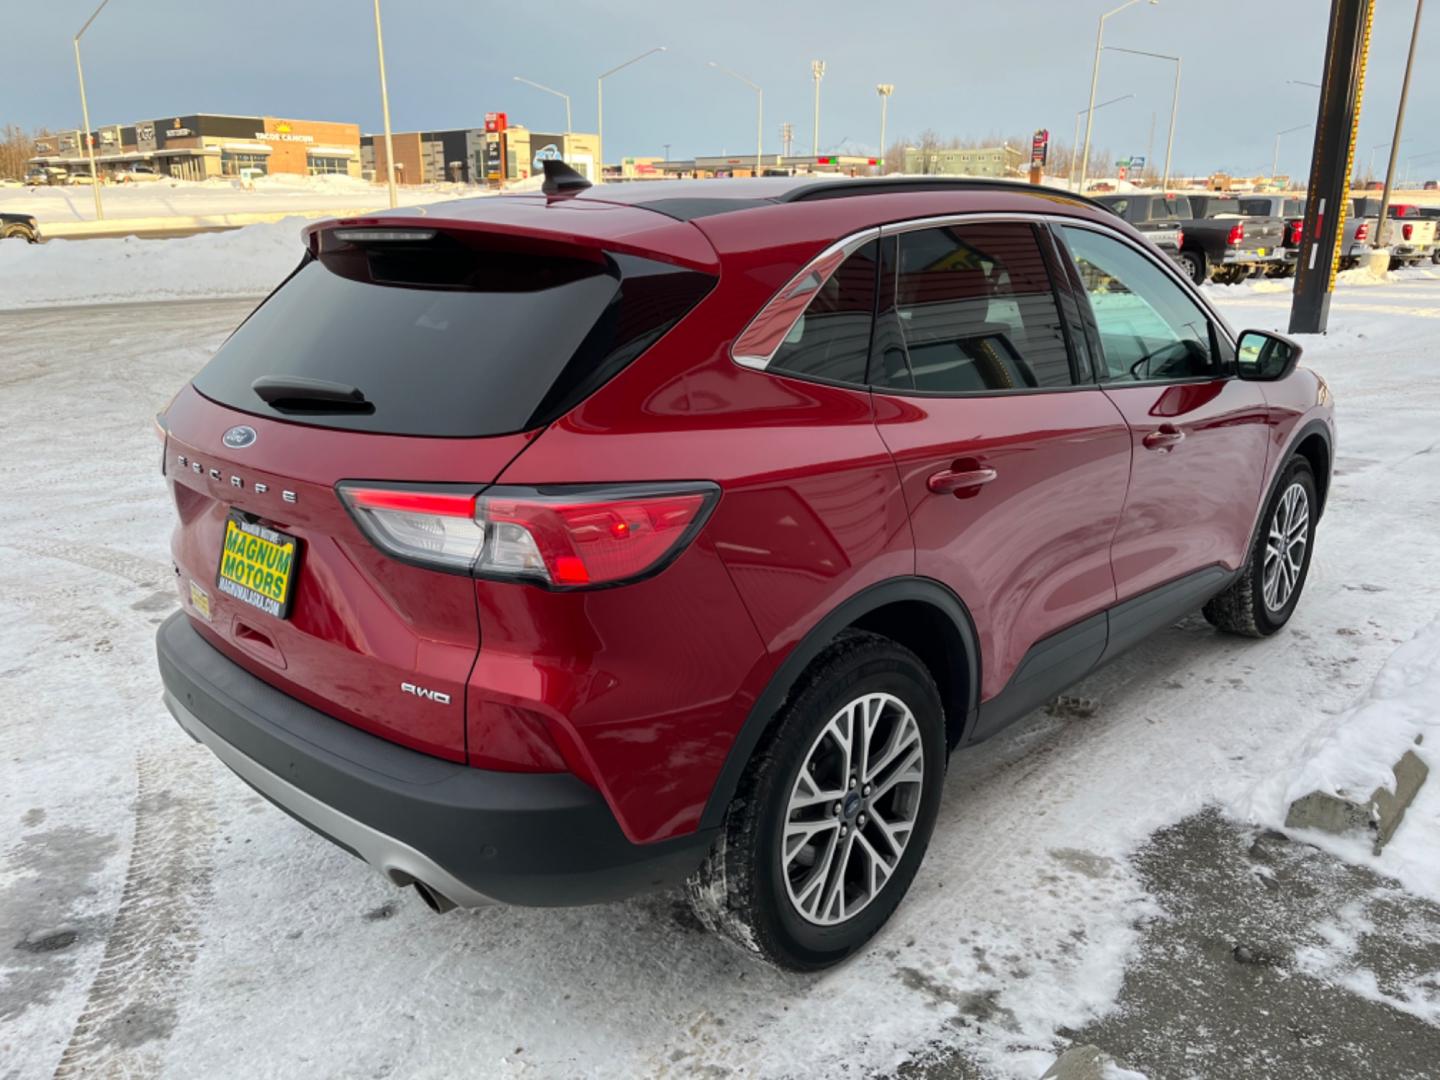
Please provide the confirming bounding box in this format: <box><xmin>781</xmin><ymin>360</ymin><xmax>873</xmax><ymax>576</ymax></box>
<box><xmin>222</xmin><ymin>425</ymin><xmax>258</xmax><ymax>450</ymax></box>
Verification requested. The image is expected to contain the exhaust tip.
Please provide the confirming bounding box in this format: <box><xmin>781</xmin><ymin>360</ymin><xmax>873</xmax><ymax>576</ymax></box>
<box><xmin>412</xmin><ymin>880</ymin><xmax>457</xmax><ymax>914</ymax></box>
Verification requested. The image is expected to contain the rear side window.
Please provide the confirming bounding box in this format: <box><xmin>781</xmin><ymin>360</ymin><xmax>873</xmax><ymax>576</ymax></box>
<box><xmin>769</xmin><ymin>239</ymin><xmax>878</xmax><ymax>386</ymax></box>
<box><xmin>192</xmin><ymin>236</ymin><xmax>714</xmax><ymax>437</ymax></box>
<box><xmin>885</xmin><ymin>223</ymin><xmax>1076</xmax><ymax>393</ymax></box>
<box><xmin>1146</xmin><ymin>199</ymin><xmax>1181</xmax><ymax>222</ymax></box>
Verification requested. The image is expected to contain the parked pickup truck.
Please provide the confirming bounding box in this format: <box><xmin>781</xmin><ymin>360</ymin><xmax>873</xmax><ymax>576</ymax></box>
<box><xmin>1404</xmin><ymin>206</ymin><xmax>1440</xmax><ymax>263</ymax></box>
<box><xmin>1091</xmin><ymin>192</ymin><xmax>1186</xmax><ymax>262</ymax></box>
<box><xmin>1352</xmin><ymin>199</ymin><xmax>1440</xmax><ymax>267</ymax></box>
<box><xmin>0</xmin><ymin>212</ymin><xmax>41</xmax><ymax>243</ymax></box>
<box><xmin>1179</xmin><ymin>194</ymin><xmax>1287</xmax><ymax>285</ymax></box>
<box><xmin>1236</xmin><ymin>195</ymin><xmax>1376</xmax><ymax>276</ymax></box>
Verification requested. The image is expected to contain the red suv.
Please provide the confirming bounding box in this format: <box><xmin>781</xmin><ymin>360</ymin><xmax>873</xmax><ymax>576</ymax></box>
<box><xmin>156</xmin><ymin>170</ymin><xmax>1333</xmax><ymax>971</ymax></box>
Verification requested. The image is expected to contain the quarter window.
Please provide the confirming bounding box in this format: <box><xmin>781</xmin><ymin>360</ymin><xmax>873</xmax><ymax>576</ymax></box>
<box><xmin>768</xmin><ymin>240</ymin><xmax>878</xmax><ymax>386</ymax></box>
<box><xmin>1061</xmin><ymin>226</ymin><xmax>1222</xmax><ymax>383</ymax></box>
<box><xmin>887</xmin><ymin>222</ymin><xmax>1076</xmax><ymax>393</ymax></box>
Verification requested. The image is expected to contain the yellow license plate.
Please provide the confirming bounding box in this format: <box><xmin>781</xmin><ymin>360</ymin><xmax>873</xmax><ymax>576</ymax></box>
<box><xmin>216</xmin><ymin>515</ymin><xmax>298</xmax><ymax>619</ymax></box>
<box><xmin>1256</xmin><ymin>247</ymin><xmax>1268</xmax><ymax>256</ymax></box>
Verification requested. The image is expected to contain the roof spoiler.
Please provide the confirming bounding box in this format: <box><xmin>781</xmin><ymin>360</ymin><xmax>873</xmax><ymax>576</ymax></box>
<box><xmin>542</xmin><ymin>159</ymin><xmax>592</xmax><ymax>196</ymax></box>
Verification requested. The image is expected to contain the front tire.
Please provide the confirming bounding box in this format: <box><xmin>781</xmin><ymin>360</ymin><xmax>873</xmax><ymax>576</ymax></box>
<box><xmin>686</xmin><ymin>632</ymin><xmax>946</xmax><ymax>971</ymax></box>
<box><xmin>1204</xmin><ymin>455</ymin><xmax>1317</xmax><ymax>637</ymax></box>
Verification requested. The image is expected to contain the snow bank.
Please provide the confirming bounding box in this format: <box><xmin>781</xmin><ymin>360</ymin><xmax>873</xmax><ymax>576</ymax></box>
<box><xmin>1237</xmin><ymin>616</ymin><xmax>1440</xmax><ymax>901</ymax></box>
<box><xmin>0</xmin><ymin>219</ymin><xmax>307</xmax><ymax>309</ymax></box>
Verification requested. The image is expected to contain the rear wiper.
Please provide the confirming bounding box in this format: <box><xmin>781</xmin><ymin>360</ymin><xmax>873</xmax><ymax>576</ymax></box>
<box><xmin>251</xmin><ymin>375</ymin><xmax>373</xmax><ymax>413</ymax></box>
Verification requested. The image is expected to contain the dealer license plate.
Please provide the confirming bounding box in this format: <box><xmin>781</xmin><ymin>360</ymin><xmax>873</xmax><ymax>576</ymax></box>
<box><xmin>1256</xmin><ymin>247</ymin><xmax>1268</xmax><ymax>256</ymax></box>
<box><xmin>216</xmin><ymin>514</ymin><xmax>299</xmax><ymax>619</ymax></box>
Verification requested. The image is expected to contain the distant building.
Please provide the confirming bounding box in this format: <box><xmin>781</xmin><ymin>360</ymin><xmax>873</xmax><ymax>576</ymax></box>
<box><xmin>900</xmin><ymin>144</ymin><xmax>1023</xmax><ymax>178</ymax></box>
<box><xmin>30</xmin><ymin>114</ymin><xmax>362</xmax><ymax>181</ymax></box>
<box><xmin>611</xmin><ymin>154</ymin><xmax>881</xmax><ymax>181</ymax></box>
<box><xmin>361</xmin><ymin>123</ymin><xmax>600</xmax><ymax>185</ymax></box>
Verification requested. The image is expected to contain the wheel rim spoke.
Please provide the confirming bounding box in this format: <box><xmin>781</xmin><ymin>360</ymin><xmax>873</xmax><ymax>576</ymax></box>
<box><xmin>782</xmin><ymin>691</ymin><xmax>925</xmax><ymax>927</ymax></box>
<box><xmin>1262</xmin><ymin>482</ymin><xmax>1309</xmax><ymax>613</ymax></box>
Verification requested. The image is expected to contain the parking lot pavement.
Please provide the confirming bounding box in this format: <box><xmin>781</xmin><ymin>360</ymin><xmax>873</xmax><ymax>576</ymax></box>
<box><xmin>2</xmin><ymin>285</ymin><xmax>1438</xmax><ymax>1079</ymax></box>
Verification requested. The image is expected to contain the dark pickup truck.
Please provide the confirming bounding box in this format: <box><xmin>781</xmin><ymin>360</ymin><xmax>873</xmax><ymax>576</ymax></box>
<box><xmin>1178</xmin><ymin>194</ymin><xmax>1287</xmax><ymax>285</ymax></box>
<box><xmin>1091</xmin><ymin>193</ymin><xmax>1186</xmax><ymax>262</ymax></box>
<box><xmin>1</xmin><ymin>211</ymin><xmax>41</xmax><ymax>243</ymax></box>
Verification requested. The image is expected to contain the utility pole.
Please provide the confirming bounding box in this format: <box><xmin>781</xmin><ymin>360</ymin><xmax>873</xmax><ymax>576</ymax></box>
<box><xmin>811</xmin><ymin>60</ymin><xmax>826</xmax><ymax>156</ymax></box>
<box><xmin>73</xmin><ymin>0</ymin><xmax>112</xmax><ymax>221</ymax></box>
<box><xmin>781</xmin><ymin>122</ymin><xmax>795</xmax><ymax>158</ymax></box>
<box><xmin>1290</xmin><ymin>0</ymin><xmax>1376</xmax><ymax>334</ymax></box>
<box><xmin>373</xmin><ymin>0</ymin><xmax>398</xmax><ymax>208</ymax></box>
<box><xmin>1377</xmin><ymin>0</ymin><xmax>1425</xmax><ymax>232</ymax></box>
<box><xmin>876</xmin><ymin>84</ymin><xmax>894</xmax><ymax>173</ymax></box>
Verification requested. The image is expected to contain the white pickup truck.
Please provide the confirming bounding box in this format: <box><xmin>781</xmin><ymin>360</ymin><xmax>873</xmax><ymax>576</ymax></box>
<box><xmin>1353</xmin><ymin>198</ymin><xmax>1439</xmax><ymax>267</ymax></box>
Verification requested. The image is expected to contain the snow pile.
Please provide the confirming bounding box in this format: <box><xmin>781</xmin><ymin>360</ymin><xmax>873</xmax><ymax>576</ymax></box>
<box><xmin>1238</xmin><ymin>616</ymin><xmax>1440</xmax><ymax>900</ymax></box>
<box><xmin>0</xmin><ymin>219</ymin><xmax>307</xmax><ymax>309</ymax></box>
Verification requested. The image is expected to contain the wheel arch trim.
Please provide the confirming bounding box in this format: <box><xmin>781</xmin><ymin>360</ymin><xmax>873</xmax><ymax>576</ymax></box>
<box><xmin>1251</xmin><ymin>416</ymin><xmax>1333</xmax><ymax>552</ymax></box>
<box><xmin>699</xmin><ymin>576</ymin><xmax>981</xmax><ymax>830</ymax></box>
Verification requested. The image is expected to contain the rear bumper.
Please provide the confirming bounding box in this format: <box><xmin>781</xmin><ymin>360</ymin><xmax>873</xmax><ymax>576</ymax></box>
<box><xmin>156</xmin><ymin>612</ymin><xmax>715</xmax><ymax>908</ymax></box>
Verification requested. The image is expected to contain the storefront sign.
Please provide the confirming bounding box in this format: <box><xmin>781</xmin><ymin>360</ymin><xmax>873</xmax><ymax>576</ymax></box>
<box><xmin>531</xmin><ymin>135</ymin><xmax>564</xmax><ymax>169</ymax></box>
<box><xmin>259</xmin><ymin>121</ymin><xmax>315</xmax><ymax>144</ymax></box>
<box><xmin>1031</xmin><ymin>129</ymin><xmax>1049</xmax><ymax>169</ymax></box>
<box><xmin>485</xmin><ymin>112</ymin><xmax>508</xmax><ymax>134</ymax></box>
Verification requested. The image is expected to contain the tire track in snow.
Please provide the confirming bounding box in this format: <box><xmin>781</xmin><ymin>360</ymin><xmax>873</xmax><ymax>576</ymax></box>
<box><xmin>51</xmin><ymin>750</ymin><xmax>215</xmax><ymax>1080</ymax></box>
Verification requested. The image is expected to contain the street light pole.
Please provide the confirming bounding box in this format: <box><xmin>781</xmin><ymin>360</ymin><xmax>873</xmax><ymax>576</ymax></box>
<box><xmin>1070</xmin><ymin>93</ymin><xmax>1135</xmax><ymax>190</ymax></box>
<box><xmin>513</xmin><ymin>76</ymin><xmax>572</xmax><ymax>132</ymax></box>
<box><xmin>1377</xmin><ymin>0</ymin><xmax>1425</xmax><ymax>230</ymax></box>
<box><xmin>373</xmin><ymin>0</ymin><xmax>398</xmax><ymax>208</ymax></box>
<box><xmin>1103</xmin><ymin>45</ymin><xmax>1181</xmax><ymax>189</ymax></box>
<box><xmin>598</xmin><ymin>47</ymin><xmax>666</xmax><ymax>182</ymax></box>
<box><xmin>811</xmin><ymin>60</ymin><xmax>826</xmax><ymax>156</ymax></box>
<box><xmin>876</xmin><ymin>84</ymin><xmax>895</xmax><ymax>173</ymax></box>
<box><xmin>73</xmin><ymin>0</ymin><xmax>112</xmax><ymax>221</ymax></box>
<box><xmin>708</xmin><ymin>62</ymin><xmax>763</xmax><ymax>175</ymax></box>
<box><xmin>1079</xmin><ymin>0</ymin><xmax>1158</xmax><ymax>194</ymax></box>
<box><xmin>1271</xmin><ymin>122</ymin><xmax>1312</xmax><ymax>181</ymax></box>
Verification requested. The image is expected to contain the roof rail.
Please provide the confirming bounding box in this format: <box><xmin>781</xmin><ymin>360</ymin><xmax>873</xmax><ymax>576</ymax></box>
<box><xmin>778</xmin><ymin>176</ymin><xmax>1110</xmax><ymax>211</ymax></box>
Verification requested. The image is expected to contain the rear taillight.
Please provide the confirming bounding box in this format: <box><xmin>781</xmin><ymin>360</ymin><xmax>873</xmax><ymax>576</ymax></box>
<box><xmin>339</xmin><ymin>481</ymin><xmax>719</xmax><ymax>588</ymax></box>
<box><xmin>1175</xmin><ymin>228</ymin><xmax>1184</xmax><ymax>248</ymax></box>
<box><xmin>1355</xmin><ymin>221</ymin><xmax>1370</xmax><ymax>242</ymax></box>
<box><xmin>1403</xmin><ymin>222</ymin><xmax>1415</xmax><ymax>241</ymax></box>
<box><xmin>1227</xmin><ymin>222</ymin><xmax>1245</xmax><ymax>245</ymax></box>
<box><xmin>1287</xmin><ymin>219</ymin><xmax>1303</xmax><ymax>245</ymax></box>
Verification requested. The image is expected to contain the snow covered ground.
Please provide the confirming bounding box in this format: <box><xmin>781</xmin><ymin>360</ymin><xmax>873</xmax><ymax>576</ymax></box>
<box><xmin>0</xmin><ymin>174</ymin><xmax>478</xmax><ymax>224</ymax></box>
<box><xmin>1</xmin><ymin>241</ymin><xmax>1438</xmax><ymax>1078</ymax></box>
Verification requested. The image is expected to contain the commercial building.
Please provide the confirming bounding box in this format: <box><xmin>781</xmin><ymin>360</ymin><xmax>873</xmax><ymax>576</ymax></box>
<box><xmin>901</xmin><ymin>144</ymin><xmax>1023</xmax><ymax>178</ymax></box>
<box><xmin>362</xmin><ymin>114</ymin><xmax>600</xmax><ymax>185</ymax></box>
<box><xmin>615</xmin><ymin>154</ymin><xmax>881</xmax><ymax>181</ymax></box>
<box><xmin>30</xmin><ymin>114</ymin><xmax>362</xmax><ymax>181</ymax></box>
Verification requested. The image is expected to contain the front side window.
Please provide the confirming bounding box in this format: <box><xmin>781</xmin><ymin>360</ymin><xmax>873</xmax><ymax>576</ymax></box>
<box><xmin>1061</xmin><ymin>226</ymin><xmax>1222</xmax><ymax>384</ymax></box>
<box><xmin>768</xmin><ymin>239</ymin><xmax>878</xmax><ymax>387</ymax></box>
<box><xmin>886</xmin><ymin>222</ymin><xmax>1075</xmax><ymax>393</ymax></box>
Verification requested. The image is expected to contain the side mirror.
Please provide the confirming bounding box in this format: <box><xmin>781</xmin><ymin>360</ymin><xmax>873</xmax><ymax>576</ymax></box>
<box><xmin>1236</xmin><ymin>329</ymin><xmax>1303</xmax><ymax>381</ymax></box>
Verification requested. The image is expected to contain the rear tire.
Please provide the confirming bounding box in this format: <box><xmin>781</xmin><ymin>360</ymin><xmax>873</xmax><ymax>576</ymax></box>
<box><xmin>686</xmin><ymin>631</ymin><xmax>946</xmax><ymax>972</ymax></box>
<box><xmin>1178</xmin><ymin>248</ymin><xmax>1208</xmax><ymax>285</ymax></box>
<box><xmin>1204</xmin><ymin>456</ymin><xmax>1317</xmax><ymax>637</ymax></box>
<box><xmin>2</xmin><ymin>225</ymin><xmax>36</xmax><ymax>244</ymax></box>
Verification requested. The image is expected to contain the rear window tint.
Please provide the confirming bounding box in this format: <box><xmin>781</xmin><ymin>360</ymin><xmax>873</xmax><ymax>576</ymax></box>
<box><xmin>192</xmin><ymin>239</ymin><xmax>713</xmax><ymax>437</ymax></box>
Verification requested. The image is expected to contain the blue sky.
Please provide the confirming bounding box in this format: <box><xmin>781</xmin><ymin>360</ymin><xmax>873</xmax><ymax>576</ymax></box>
<box><xmin>5</xmin><ymin>0</ymin><xmax>1437</xmax><ymax>178</ymax></box>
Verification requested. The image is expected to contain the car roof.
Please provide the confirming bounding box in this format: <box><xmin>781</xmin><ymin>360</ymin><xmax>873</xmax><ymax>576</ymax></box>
<box><xmin>456</xmin><ymin>176</ymin><xmax>1111</xmax><ymax>223</ymax></box>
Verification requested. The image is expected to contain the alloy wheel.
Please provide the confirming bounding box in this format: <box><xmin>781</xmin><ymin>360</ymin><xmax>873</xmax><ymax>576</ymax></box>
<box><xmin>1263</xmin><ymin>481</ymin><xmax>1309</xmax><ymax>612</ymax></box>
<box><xmin>781</xmin><ymin>692</ymin><xmax>925</xmax><ymax>926</ymax></box>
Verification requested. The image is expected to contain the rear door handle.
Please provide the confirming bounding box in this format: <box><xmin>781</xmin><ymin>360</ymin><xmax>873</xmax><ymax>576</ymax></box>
<box><xmin>1142</xmin><ymin>425</ymin><xmax>1185</xmax><ymax>451</ymax></box>
<box><xmin>927</xmin><ymin>466</ymin><xmax>998</xmax><ymax>495</ymax></box>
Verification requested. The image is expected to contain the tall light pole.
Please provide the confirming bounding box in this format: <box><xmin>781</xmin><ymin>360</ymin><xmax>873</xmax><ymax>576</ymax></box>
<box><xmin>73</xmin><ymin>0</ymin><xmax>112</xmax><ymax>221</ymax></box>
<box><xmin>1271</xmin><ymin>122</ymin><xmax>1312</xmax><ymax>182</ymax></box>
<box><xmin>876</xmin><ymin>84</ymin><xmax>895</xmax><ymax>173</ymax></box>
<box><xmin>811</xmin><ymin>60</ymin><xmax>826</xmax><ymax>156</ymax></box>
<box><xmin>708</xmin><ymin>62</ymin><xmax>763</xmax><ymax>175</ymax></box>
<box><xmin>1103</xmin><ymin>45</ymin><xmax>1180</xmax><ymax>189</ymax></box>
<box><xmin>1079</xmin><ymin>0</ymin><xmax>1159</xmax><ymax>193</ymax></box>
<box><xmin>373</xmin><ymin>0</ymin><xmax>398</xmax><ymax>208</ymax></box>
<box><xmin>1377</xmin><ymin>0</ymin><xmax>1425</xmax><ymax>229</ymax></box>
<box><xmin>1070</xmin><ymin>93</ymin><xmax>1135</xmax><ymax>190</ymax></box>
<box><xmin>513</xmin><ymin>76</ymin><xmax>572</xmax><ymax>132</ymax></box>
<box><xmin>598</xmin><ymin>46</ymin><xmax>666</xmax><ymax>182</ymax></box>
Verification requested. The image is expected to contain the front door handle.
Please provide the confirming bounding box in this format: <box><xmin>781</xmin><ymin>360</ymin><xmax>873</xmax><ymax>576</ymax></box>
<box><xmin>1142</xmin><ymin>425</ymin><xmax>1185</xmax><ymax>451</ymax></box>
<box><xmin>927</xmin><ymin>466</ymin><xmax>998</xmax><ymax>495</ymax></box>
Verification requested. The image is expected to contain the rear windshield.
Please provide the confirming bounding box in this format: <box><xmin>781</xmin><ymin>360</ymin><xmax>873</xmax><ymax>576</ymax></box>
<box><xmin>192</xmin><ymin>237</ymin><xmax>714</xmax><ymax>437</ymax></box>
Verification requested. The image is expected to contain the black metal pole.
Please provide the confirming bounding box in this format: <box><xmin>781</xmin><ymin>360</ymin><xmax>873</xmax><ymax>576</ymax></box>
<box><xmin>1290</xmin><ymin>0</ymin><xmax>1375</xmax><ymax>335</ymax></box>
